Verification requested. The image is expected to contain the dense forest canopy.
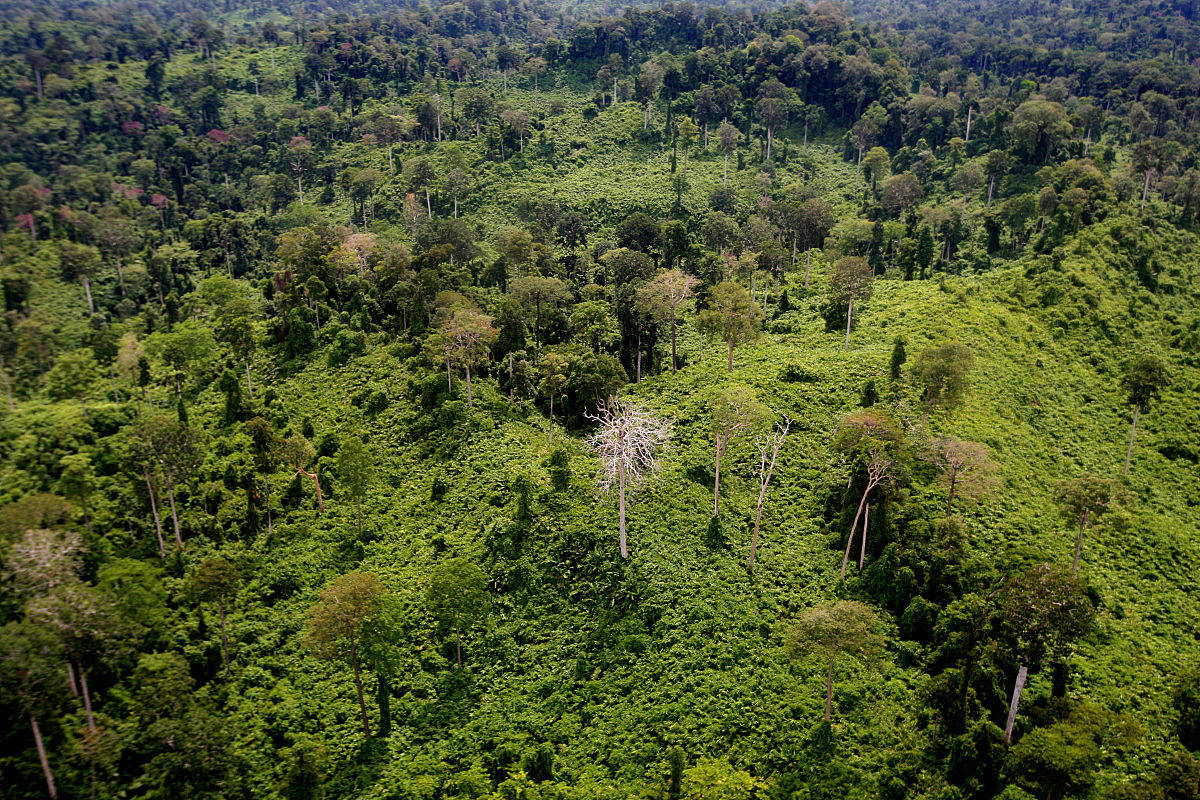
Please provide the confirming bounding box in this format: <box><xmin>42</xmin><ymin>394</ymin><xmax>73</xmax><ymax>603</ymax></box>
<box><xmin>0</xmin><ymin>0</ymin><xmax>1199</xmax><ymax>798</ymax></box>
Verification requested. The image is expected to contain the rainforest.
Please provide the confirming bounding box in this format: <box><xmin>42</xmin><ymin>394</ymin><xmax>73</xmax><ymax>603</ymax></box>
<box><xmin>0</xmin><ymin>0</ymin><xmax>1199</xmax><ymax>798</ymax></box>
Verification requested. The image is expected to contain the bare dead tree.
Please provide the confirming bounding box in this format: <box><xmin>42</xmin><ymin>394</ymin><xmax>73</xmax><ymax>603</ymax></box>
<box><xmin>749</xmin><ymin>418</ymin><xmax>790</xmax><ymax>570</ymax></box>
<box><xmin>587</xmin><ymin>398</ymin><xmax>672</xmax><ymax>559</ymax></box>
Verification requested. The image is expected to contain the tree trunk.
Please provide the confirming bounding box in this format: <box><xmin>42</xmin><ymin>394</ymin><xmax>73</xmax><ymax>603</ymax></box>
<box><xmin>805</xmin><ymin>250</ymin><xmax>812</xmax><ymax>288</ymax></box>
<box><xmin>1003</xmin><ymin>662</ymin><xmax>1029</xmax><ymax>744</ymax></box>
<box><xmin>669</xmin><ymin>312</ymin><xmax>678</xmax><ymax>373</ymax></box>
<box><xmin>356</xmin><ymin>497</ymin><xmax>363</xmax><ymax>537</ymax></box>
<box><xmin>165</xmin><ymin>471</ymin><xmax>182</xmax><ymax>549</ymax></box>
<box><xmin>713</xmin><ymin>443</ymin><xmax>723</xmax><ymax>517</ymax></box>
<box><xmin>31</xmin><ymin>715</ymin><xmax>57</xmax><ymax>800</ymax></box>
<box><xmin>244</xmin><ymin>359</ymin><xmax>254</xmax><ymax>400</ymax></box>
<box><xmin>350</xmin><ymin>638</ymin><xmax>371</xmax><ymax>738</ymax></box>
<box><xmin>840</xmin><ymin>483</ymin><xmax>873</xmax><ymax>579</ymax></box>
<box><xmin>750</xmin><ymin>480</ymin><xmax>768</xmax><ymax>570</ymax></box>
<box><xmin>618</xmin><ymin>462</ymin><xmax>628</xmax><ymax>559</ymax></box>
<box><xmin>145</xmin><ymin>472</ymin><xmax>166</xmax><ymax>558</ymax></box>
<box><xmin>636</xmin><ymin>329</ymin><xmax>643</xmax><ymax>381</ymax></box>
<box><xmin>81</xmin><ymin>275</ymin><xmax>94</xmax><ymax>314</ymax></box>
<box><xmin>726</xmin><ymin>336</ymin><xmax>734</xmax><ymax>371</ymax></box>
<box><xmin>465</xmin><ymin>364</ymin><xmax>473</xmax><ymax>408</ymax></box>
<box><xmin>77</xmin><ymin>663</ymin><xmax>96</xmax><ymax>732</ymax></box>
<box><xmin>858</xmin><ymin>503</ymin><xmax>869</xmax><ymax>570</ymax></box>
<box><xmin>987</xmin><ymin>175</ymin><xmax>996</xmax><ymax>206</ymax></box>
<box><xmin>824</xmin><ymin>658</ymin><xmax>835</xmax><ymax>722</ymax></box>
<box><xmin>1140</xmin><ymin>170</ymin><xmax>1151</xmax><ymax>212</ymax></box>
<box><xmin>455</xmin><ymin>628</ymin><xmax>463</xmax><ymax>668</ymax></box>
<box><xmin>965</xmin><ymin>106</ymin><xmax>973</xmax><ymax>142</ymax></box>
<box><xmin>376</xmin><ymin>672</ymin><xmax>392</xmax><ymax>737</ymax></box>
<box><xmin>548</xmin><ymin>393</ymin><xmax>554</xmax><ymax>446</ymax></box>
<box><xmin>218</xmin><ymin>599</ymin><xmax>231</xmax><ymax>670</ymax></box>
<box><xmin>1124</xmin><ymin>405</ymin><xmax>1139</xmax><ymax>475</ymax></box>
<box><xmin>115</xmin><ymin>256</ymin><xmax>126</xmax><ymax>295</ymax></box>
<box><xmin>946</xmin><ymin>470</ymin><xmax>958</xmax><ymax>516</ymax></box>
<box><xmin>845</xmin><ymin>297</ymin><xmax>853</xmax><ymax>350</ymax></box>
<box><xmin>264</xmin><ymin>475</ymin><xmax>273</xmax><ymax>537</ymax></box>
<box><xmin>1</xmin><ymin>361</ymin><xmax>14</xmax><ymax>410</ymax></box>
<box><xmin>1072</xmin><ymin>510</ymin><xmax>1089</xmax><ymax>575</ymax></box>
<box><xmin>723</xmin><ymin>152</ymin><xmax>729</xmax><ymax>186</ymax></box>
<box><xmin>425</xmin><ymin>187</ymin><xmax>432</xmax><ymax>219</ymax></box>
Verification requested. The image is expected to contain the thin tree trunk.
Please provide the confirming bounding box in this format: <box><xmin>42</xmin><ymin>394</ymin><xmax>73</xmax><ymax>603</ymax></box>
<box><xmin>1124</xmin><ymin>405</ymin><xmax>1139</xmax><ymax>475</ymax></box>
<box><xmin>264</xmin><ymin>475</ymin><xmax>272</xmax><ymax>537</ymax></box>
<box><xmin>1</xmin><ymin>360</ymin><xmax>14</xmax><ymax>410</ymax></box>
<box><xmin>455</xmin><ymin>628</ymin><xmax>462</xmax><ymax>668</ymax></box>
<box><xmin>548</xmin><ymin>393</ymin><xmax>554</xmax><ymax>446</ymax></box>
<box><xmin>824</xmin><ymin>658</ymin><xmax>835</xmax><ymax>722</ymax></box>
<box><xmin>165</xmin><ymin>472</ymin><xmax>182</xmax><ymax>549</ymax></box>
<box><xmin>946</xmin><ymin>470</ymin><xmax>958</xmax><ymax>516</ymax></box>
<box><xmin>66</xmin><ymin>661</ymin><xmax>79</xmax><ymax>697</ymax></box>
<box><xmin>727</xmin><ymin>336</ymin><xmax>734</xmax><ymax>371</ymax></box>
<box><xmin>723</xmin><ymin>152</ymin><xmax>729</xmax><ymax>186</ymax></box>
<box><xmin>31</xmin><ymin>715</ymin><xmax>57</xmax><ymax>800</ymax></box>
<box><xmin>355</xmin><ymin>498</ymin><xmax>362</xmax><ymax>537</ymax></box>
<box><xmin>670</xmin><ymin>312</ymin><xmax>678</xmax><ymax>372</ymax></box>
<box><xmin>636</xmin><ymin>329</ymin><xmax>642</xmax><ymax>382</ymax></box>
<box><xmin>805</xmin><ymin>250</ymin><xmax>812</xmax><ymax>288</ymax></box>
<box><xmin>77</xmin><ymin>663</ymin><xmax>96</xmax><ymax>732</ymax></box>
<box><xmin>1004</xmin><ymin>663</ymin><xmax>1029</xmax><ymax>744</ymax></box>
<box><xmin>618</xmin><ymin>462</ymin><xmax>628</xmax><ymax>559</ymax></box>
<box><xmin>858</xmin><ymin>503</ymin><xmax>869</xmax><ymax>570</ymax></box>
<box><xmin>713</xmin><ymin>444</ymin><xmax>722</xmax><ymax>517</ymax></box>
<box><xmin>841</xmin><ymin>483</ymin><xmax>873</xmax><ymax>579</ymax></box>
<box><xmin>218</xmin><ymin>599</ymin><xmax>231</xmax><ymax>670</ymax></box>
<box><xmin>465</xmin><ymin>364</ymin><xmax>473</xmax><ymax>407</ymax></box>
<box><xmin>81</xmin><ymin>275</ymin><xmax>94</xmax><ymax>314</ymax></box>
<box><xmin>350</xmin><ymin>639</ymin><xmax>371</xmax><ymax>737</ymax></box>
<box><xmin>1072</xmin><ymin>510</ymin><xmax>1089</xmax><ymax>575</ymax></box>
<box><xmin>845</xmin><ymin>297</ymin><xmax>853</xmax><ymax>349</ymax></box>
<box><xmin>146</xmin><ymin>472</ymin><xmax>166</xmax><ymax>558</ymax></box>
<box><xmin>244</xmin><ymin>359</ymin><xmax>254</xmax><ymax>400</ymax></box>
<box><xmin>1140</xmin><ymin>170</ymin><xmax>1151</xmax><ymax>212</ymax></box>
<box><xmin>987</xmin><ymin>175</ymin><xmax>996</xmax><ymax>206</ymax></box>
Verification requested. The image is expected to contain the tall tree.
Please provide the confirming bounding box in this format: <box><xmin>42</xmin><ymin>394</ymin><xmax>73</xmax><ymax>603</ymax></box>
<box><xmin>246</xmin><ymin>417</ymin><xmax>280</xmax><ymax>536</ymax></box>
<box><xmin>1055</xmin><ymin>474</ymin><xmax>1122</xmax><ymax>575</ymax></box>
<box><xmin>788</xmin><ymin>601</ymin><xmax>885</xmax><ymax>722</ymax></box>
<box><xmin>828</xmin><ymin>258</ymin><xmax>874</xmax><ymax>350</ymax></box>
<box><xmin>538</xmin><ymin>351</ymin><xmax>570</xmax><ymax>445</ymax></box>
<box><xmin>636</xmin><ymin>269</ymin><xmax>699</xmax><ymax>373</ymax></box>
<box><xmin>305</xmin><ymin>572</ymin><xmax>388</xmax><ymax>738</ymax></box>
<box><xmin>708</xmin><ymin>385</ymin><xmax>764</xmax><ymax>518</ymax></box>
<box><xmin>997</xmin><ymin>564</ymin><xmax>1094</xmax><ymax>744</ymax></box>
<box><xmin>188</xmin><ymin>557</ymin><xmax>240</xmax><ymax>670</ymax></box>
<box><xmin>717</xmin><ymin>121</ymin><xmax>739</xmax><ymax>186</ymax></box>
<box><xmin>835</xmin><ymin>411</ymin><xmax>904</xmax><ymax>578</ymax></box>
<box><xmin>1121</xmin><ymin>355</ymin><xmax>1168</xmax><ymax>475</ymax></box>
<box><xmin>425</xmin><ymin>558</ymin><xmax>491</xmax><ymax>668</ymax></box>
<box><xmin>930</xmin><ymin>437</ymin><xmax>998</xmax><ymax>516</ymax></box>
<box><xmin>912</xmin><ymin>344</ymin><xmax>973</xmax><ymax>408</ymax></box>
<box><xmin>696</xmin><ymin>281</ymin><xmax>760</xmax><ymax>371</ymax></box>
<box><xmin>282</xmin><ymin>434</ymin><xmax>324</xmax><ymax>512</ymax></box>
<box><xmin>587</xmin><ymin>399</ymin><xmax>672</xmax><ymax>559</ymax></box>
<box><xmin>335</xmin><ymin>437</ymin><xmax>375</xmax><ymax>536</ymax></box>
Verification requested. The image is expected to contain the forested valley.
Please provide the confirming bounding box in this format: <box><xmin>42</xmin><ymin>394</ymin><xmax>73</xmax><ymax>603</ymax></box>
<box><xmin>1</xmin><ymin>0</ymin><xmax>1199</xmax><ymax>797</ymax></box>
